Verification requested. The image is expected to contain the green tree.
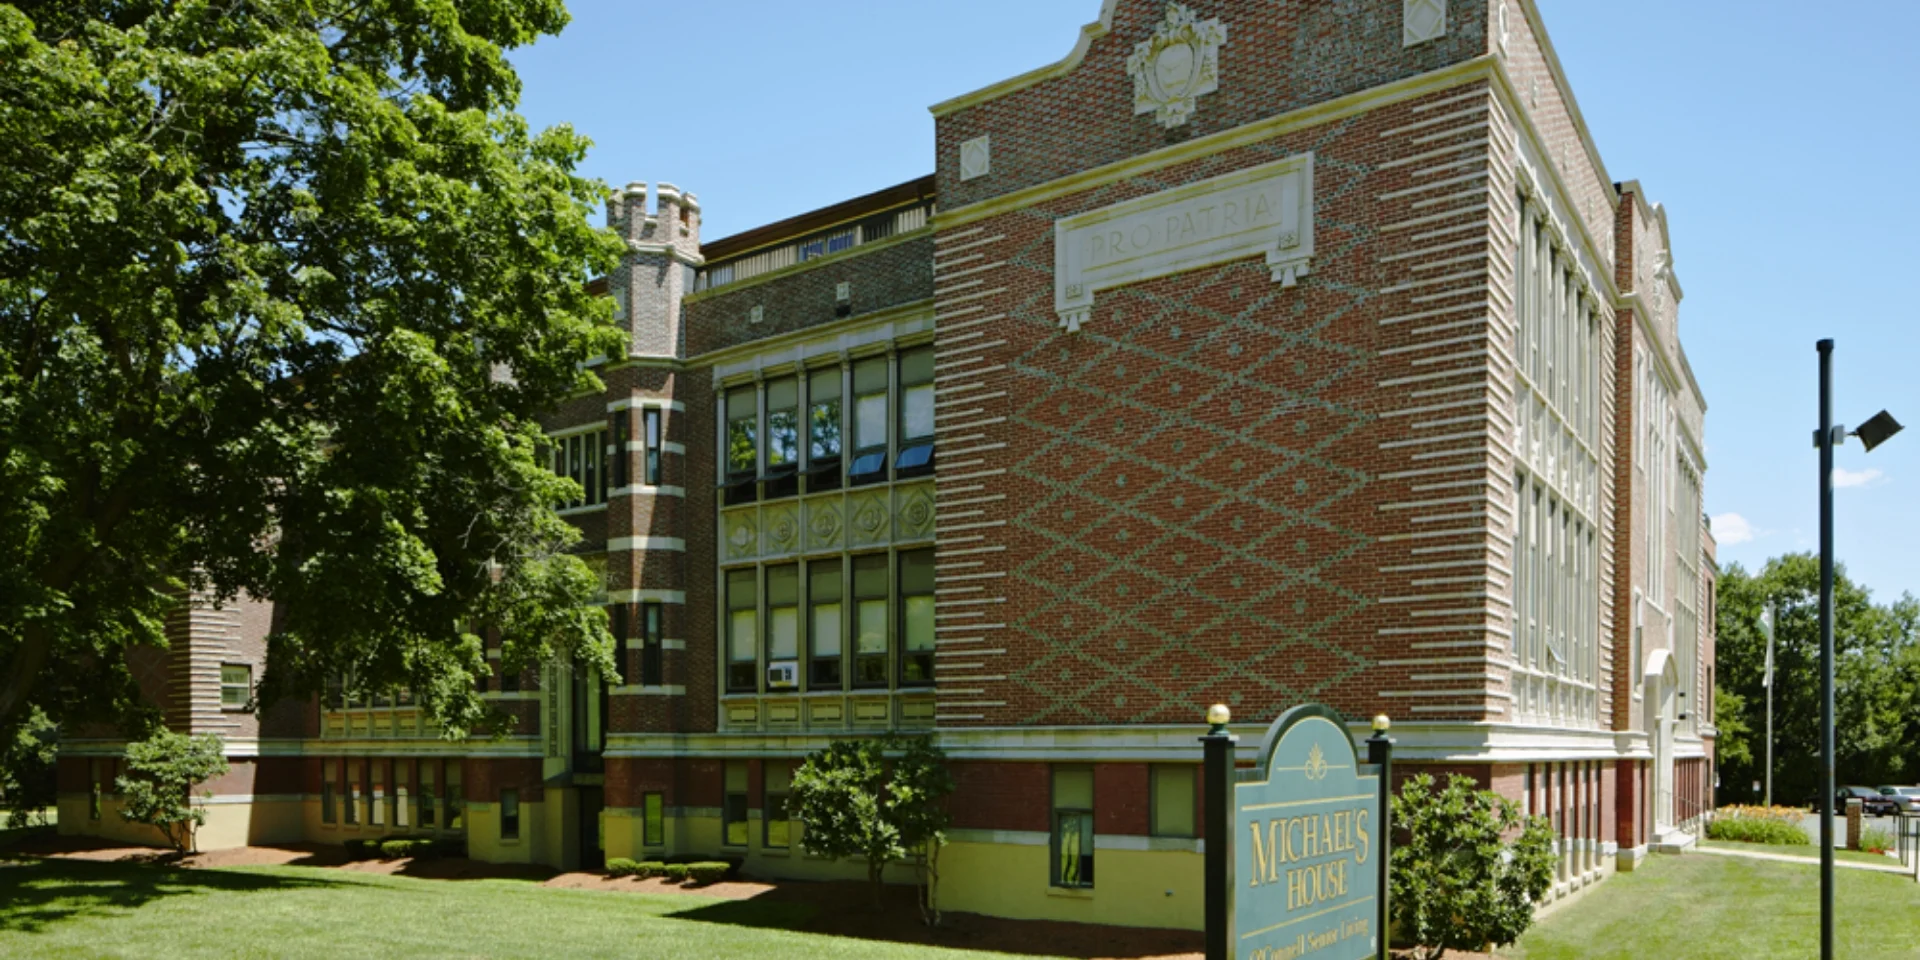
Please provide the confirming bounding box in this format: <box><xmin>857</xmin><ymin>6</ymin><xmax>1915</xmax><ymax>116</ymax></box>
<box><xmin>1712</xmin><ymin>684</ymin><xmax>1751</xmax><ymax>770</ymax></box>
<box><xmin>1714</xmin><ymin>555</ymin><xmax>1920</xmax><ymax>805</ymax></box>
<box><xmin>0</xmin><ymin>705</ymin><xmax>57</xmax><ymax>829</ymax></box>
<box><xmin>788</xmin><ymin>734</ymin><xmax>954</xmax><ymax>917</ymax></box>
<box><xmin>0</xmin><ymin>1</ymin><xmax>626</xmax><ymax>743</ymax></box>
<box><xmin>1390</xmin><ymin>773</ymin><xmax>1556</xmax><ymax>960</ymax></box>
<box><xmin>115</xmin><ymin>730</ymin><xmax>229</xmax><ymax>853</ymax></box>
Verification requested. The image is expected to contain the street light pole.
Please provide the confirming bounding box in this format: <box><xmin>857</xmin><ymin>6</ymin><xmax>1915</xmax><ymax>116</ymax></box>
<box><xmin>1816</xmin><ymin>338</ymin><xmax>1836</xmax><ymax>960</ymax></box>
<box><xmin>1762</xmin><ymin>604</ymin><xmax>1774</xmax><ymax>809</ymax></box>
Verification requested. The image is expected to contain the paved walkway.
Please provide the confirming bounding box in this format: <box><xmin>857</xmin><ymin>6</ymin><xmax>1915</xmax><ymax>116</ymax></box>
<box><xmin>1694</xmin><ymin>843</ymin><xmax>1911</xmax><ymax>875</ymax></box>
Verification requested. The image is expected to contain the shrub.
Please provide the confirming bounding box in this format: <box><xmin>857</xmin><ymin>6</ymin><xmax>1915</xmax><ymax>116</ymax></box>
<box><xmin>1708</xmin><ymin>814</ymin><xmax>1810</xmax><ymax>846</ymax></box>
<box><xmin>379</xmin><ymin>838</ymin><xmax>439</xmax><ymax>859</ymax></box>
<box><xmin>687</xmin><ymin>861</ymin><xmax>730</xmax><ymax>885</ymax></box>
<box><xmin>1860</xmin><ymin>827</ymin><xmax>1894</xmax><ymax>855</ymax></box>
<box><xmin>662</xmin><ymin>863</ymin><xmax>689</xmax><ymax>882</ymax></box>
<box><xmin>637</xmin><ymin>861</ymin><xmax>665</xmax><ymax>878</ymax></box>
<box><xmin>114</xmin><ymin>731</ymin><xmax>230</xmax><ymax>853</ymax></box>
<box><xmin>605</xmin><ymin>857</ymin><xmax>640</xmax><ymax>877</ymax></box>
<box><xmin>1715</xmin><ymin>804</ymin><xmax>1810</xmax><ymax>825</ymax></box>
<box><xmin>1391</xmin><ymin>773</ymin><xmax>1557</xmax><ymax>960</ymax></box>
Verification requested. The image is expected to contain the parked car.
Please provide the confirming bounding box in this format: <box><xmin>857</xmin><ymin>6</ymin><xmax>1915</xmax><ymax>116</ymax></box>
<box><xmin>1839</xmin><ymin>785</ymin><xmax>1901</xmax><ymax>816</ymax></box>
<box><xmin>1878</xmin><ymin>786</ymin><xmax>1920</xmax><ymax>814</ymax></box>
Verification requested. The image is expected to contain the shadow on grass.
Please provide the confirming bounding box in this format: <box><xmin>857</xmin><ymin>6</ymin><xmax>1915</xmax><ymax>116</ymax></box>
<box><xmin>0</xmin><ymin>857</ymin><xmax>338</xmax><ymax>935</ymax></box>
<box><xmin>664</xmin><ymin>879</ymin><xmax>1202</xmax><ymax>960</ymax></box>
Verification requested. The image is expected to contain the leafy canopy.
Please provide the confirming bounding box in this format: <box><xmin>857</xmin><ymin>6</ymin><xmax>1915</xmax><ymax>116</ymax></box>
<box><xmin>1713</xmin><ymin>553</ymin><xmax>1920</xmax><ymax>804</ymax></box>
<box><xmin>788</xmin><ymin>734</ymin><xmax>954</xmax><ymax>911</ymax></box>
<box><xmin>115</xmin><ymin>729</ymin><xmax>229</xmax><ymax>853</ymax></box>
<box><xmin>1390</xmin><ymin>773</ymin><xmax>1557</xmax><ymax>960</ymax></box>
<box><xmin>0</xmin><ymin>0</ymin><xmax>626</xmax><ymax>740</ymax></box>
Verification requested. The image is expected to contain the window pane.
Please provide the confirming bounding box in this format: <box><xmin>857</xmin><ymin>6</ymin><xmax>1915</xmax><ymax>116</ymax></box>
<box><xmin>770</xmin><ymin>607</ymin><xmax>799</xmax><ymax>660</ymax></box>
<box><xmin>809</xmin><ymin>399</ymin><xmax>841</xmax><ymax>460</ymax></box>
<box><xmin>767</xmin><ymin>378</ymin><xmax>798</xmax><ymax>467</ymax></box>
<box><xmin>644</xmin><ymin>793</ymin><xmax>664</xmax><ymax>846</ymax></box>
<box><xmin>729</xmin><ymin>611</ymin><xmax>757</xmax><ymax>662</ymax></box>
<box><xmin>855</xmin><ymin>394</ymin><xmax>888</xmax><ymax>452</ymax></box>
<box><xmin>904</xmin><ymin>596</ymin><xmax>935</xmax><ymax>653</ymax></box>
<box><xmin>900</xmin><ymin>549</ymin><xmax>935</xmax><ymax>594</ymax></box>
<box><xmin>766</xmin><ymin>564</ymin><xmax>798</xmax><ymax>606</ymax></box>
<box><xmin>899</xmin><ymin>345</ymin><xmax>934</xmax><ymax>385</ymax></box>
<box><xmin>727</xmin><ymin>386</ymin><xmax>757</xmax><ymax>475</ymax></box>
<box><xmin>856</xmin><ymin>600</ymin><xmax>887</xmax><ymax>654</ymax></box>
<box><xmin>902</xmin><ymin>384</ymin><xmax>934</xmax><ymax>441</ymax></box>
<box><xmin>1055</xmin><ymin>811</ymin><xmax>1094</xmax><ymax>887</ymax></box>
<box><xmin>853</xmin><ymin>356</ymin><xmax>889</xmax><ymax>394</ymax></box>
<box><xmin>1054</xmin><ymin>767</ymin><xmax>1094</xmax><ymax>810</ymax></box>
<box><xmin>812</xmin><ymin>602</ymin><xmax>843</xmax><ymax>657</ymax></box>
<box><xmin>853</xmin><ymin>555</ymin><xmax>888</xmax><ymax>598</ymax></box>
<box><xmin>1151</xmin><ymin>765</ymin><xmax>1195</xmax><ymax>837</ymax></box>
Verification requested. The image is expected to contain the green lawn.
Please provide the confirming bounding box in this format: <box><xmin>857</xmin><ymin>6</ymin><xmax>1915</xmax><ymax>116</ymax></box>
<box><xmin>0</xmin><ymin>858</ymin><xmax>1040</xmax><ymax>959</ymax></box>
<box><xmin>1702</xmin><ymin>838</ymin><xmax>1907</xmax><ymax>868</ymax></box>
<box><xmin>1506</xmin><ymin>852</ymin><xmax>1920</xmax><ymax>959</ymax></box>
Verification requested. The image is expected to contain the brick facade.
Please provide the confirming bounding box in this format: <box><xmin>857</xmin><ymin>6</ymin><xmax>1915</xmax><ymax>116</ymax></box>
<box><xmin>59</xmin><ymin>0</ymin><xmax>1717</xmax><ymax>924</ymax></box>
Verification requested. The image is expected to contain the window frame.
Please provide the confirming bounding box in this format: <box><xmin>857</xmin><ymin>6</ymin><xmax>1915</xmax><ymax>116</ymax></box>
<box><xmin>763</xmin><ymin>762</ymin><xmax>793</xmax><ymax>850</ymax></box>
<box><xmin>500</xmin><ymin>788</ymin><xmax>520</xmax><ymax>841</ymax></box>
<box><xmin>643</xmin><ymin>792</ymin><xmax>665</xmax><ymax>847</ymax></box>
<box><xmin>726</xmin><ymin>568</ymin><xmax>760</xmax><ymax>693</ymax></box>
<box><xmin>549</xmin><ymin>427</ymin><xmax>610</xmax><ymax>510</ymax></box>
<box><xmin>722</xmin><ymin>762</ymin><xmax>750</xmax><ymax>848</ymax></box>
<box><xmin>321</xmin><ymin>758</ymin><xmax>338</xmax><ymax>825</ymax></box>
<box><xmin>1050</xmin><ymin>765</ymin><xmax>1096</xmax><ymax>889</ymax></box>
<box><xmin>1148</xmin><ymin>764</ymin><xmax>1196</xmax><ymax>839</ymax></box>
<box><xmin>898</xmin><ymin>548</ymin><xmax>935</xmax><ymax>688</ymax></box>
<box><xmin>643</xmin><ymin>406</ymin><xmax>663</xmax><ymax>486</ymax></box>
<box><xmin>850</xmin><ymin>552</ymin><xmax>891</xmax><ymax>689</ymax></box>
<box><xmin>808</xmin><ymin>558</ymin><xmax>846</xmax><ymax>690</ymax></box>
<box><xmin>641</xmin><ymin>601</ymin><xmax>664</xmax><ymax>687</ymax></box>
<box><xmin>219</xmin><ymin>663</ymin><xmax>252</xmax><ymax>711</ymax></box>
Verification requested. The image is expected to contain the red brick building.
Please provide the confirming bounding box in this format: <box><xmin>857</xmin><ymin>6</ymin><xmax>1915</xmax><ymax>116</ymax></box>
<box><xmin>60</xmin><ymin>0</ymin><xmax>1714</xmax><ymax>930</ymax></box>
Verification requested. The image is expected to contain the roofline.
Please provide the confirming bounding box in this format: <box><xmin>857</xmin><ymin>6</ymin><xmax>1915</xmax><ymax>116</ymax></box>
<box><xmin>699</xmin><ymin>175</ymin><xmax>937</xmax><ymax>263</ymax></box>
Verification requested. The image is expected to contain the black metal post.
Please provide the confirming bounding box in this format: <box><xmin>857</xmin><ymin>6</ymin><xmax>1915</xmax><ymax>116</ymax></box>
<box><xmin>1202</xmin><ymin>724</ymin><xmax>1236</xmax><ymax>960</ymax></box>
<box><xmin>1367</xmin><ymin>724</ymin><xmax>1394</xmax><ymax>960</ymax></box>
<box><xmin>1817</xmin><ymin>338</ymin><xmax>1836</xmax><ymax>960</ymax></box>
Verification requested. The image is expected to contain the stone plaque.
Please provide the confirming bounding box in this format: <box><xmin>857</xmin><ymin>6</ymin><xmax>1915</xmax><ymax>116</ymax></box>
<box><xmin>1054</xmin><ymin>154</ymin><xmax>1313</xmax><ymax>333</ymax></box>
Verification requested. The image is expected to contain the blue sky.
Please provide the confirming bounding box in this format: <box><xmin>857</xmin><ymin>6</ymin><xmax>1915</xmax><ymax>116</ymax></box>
<box><xmin>509</xmin><ymin>1</ymin><xmax>1920</xmax><ymax>602</ymax></box>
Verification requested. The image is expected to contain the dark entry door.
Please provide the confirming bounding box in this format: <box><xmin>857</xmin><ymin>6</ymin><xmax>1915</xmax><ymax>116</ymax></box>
<box><xmin>579</xmin><ymin>787</ymin><xmax>605</xmax><ymax>870</ymax></box>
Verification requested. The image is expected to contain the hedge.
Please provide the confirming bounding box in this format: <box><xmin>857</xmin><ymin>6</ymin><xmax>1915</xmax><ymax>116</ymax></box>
<box><xmin>1708</xmin><ymin>815</ymin><xmax>1810</xmax><ymax>846</ymax></box>
<box><xmin>686</xmin><ymin>861</ymin><xmax>730</xmax><ymax>885</ymax></box>
<box><xmin>344</xmin><ymin>836</ymin><xmax>463</xmax><ymax>860</ymax></box>
<box><xmin>662</xmin><ymin>863</ymin><xmax>689</xmax><ymax>881</ymax></box>
<box><xmin>606</xmin><ymin>859</ymin><xmax>667</xmax><ymax>878</ymax></box>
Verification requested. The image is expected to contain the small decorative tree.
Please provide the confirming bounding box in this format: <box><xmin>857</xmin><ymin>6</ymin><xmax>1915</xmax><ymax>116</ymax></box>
<box><xmin>788</xmin><ymin>733</ymin><xmax>953</xmax><ymax>921</ymax></box>
<box><xmin>116</xmin><ymin>731</ymin><xmax>229</xmax><ymax>853</ymax></box>
<box><xmin>1</xmin><ymin>707</ymin><xmax>59</xmax><ymax>829</ymax></box>
<box><xmin>1390</xmin><ymin>773</ymin><xmax>1556</xmax><ymax>960</ymax></box>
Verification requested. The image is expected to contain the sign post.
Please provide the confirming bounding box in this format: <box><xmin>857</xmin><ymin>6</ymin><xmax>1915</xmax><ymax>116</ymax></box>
<box><xmin>1204</xmin><ymin>703</ymin><xmax>1393</xmax><ymax>960</ymax></box>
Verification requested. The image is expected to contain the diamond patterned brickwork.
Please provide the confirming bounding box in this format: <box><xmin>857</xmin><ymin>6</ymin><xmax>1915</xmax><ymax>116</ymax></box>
<box><xmin>932</xmin><ymin>81</ymin><xmax>1513</xmax><ymax>728</ymax></box>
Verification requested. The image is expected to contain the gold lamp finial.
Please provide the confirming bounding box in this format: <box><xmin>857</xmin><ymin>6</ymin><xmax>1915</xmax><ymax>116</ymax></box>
<box><xmin>1206</xmin><ymin>703</ymin><xmax>1231</xmax><ymax>729</ymax></box>
<box><xmin>1372</xmin><ymin>714</ymin><xmax>1391</xmax><ymax>733</ymax></box>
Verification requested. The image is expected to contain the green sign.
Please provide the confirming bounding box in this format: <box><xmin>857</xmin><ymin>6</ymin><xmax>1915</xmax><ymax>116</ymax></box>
<box><xmin>1206</xmin><ymin>703</ymin><xmax>1389</xmax><ymax>960</ymax></box>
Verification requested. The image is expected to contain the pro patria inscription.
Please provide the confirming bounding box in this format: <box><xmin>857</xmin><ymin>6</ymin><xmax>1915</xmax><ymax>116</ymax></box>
<box><xmin>1053</xmin><ymin>154</ymin><xmax>1313</xmax><ymax>332</ymax></box>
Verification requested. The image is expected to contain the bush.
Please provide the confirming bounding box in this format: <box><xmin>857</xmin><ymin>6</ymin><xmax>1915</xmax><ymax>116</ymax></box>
<box><xmin>662</xmin><ymin>863</ymin><xmax>689</xmax><ymax>882</ymax></box>
<box><xmin>605</xmin><ymin>857</ymin><xmax>640</xmax><ymax>877</ymax></box>
<box><xmin>1716</xmin><ymin>804</ymin><xmax>1810</xmax><ymax>825</ymax></box>
<box><xmin>686</xmin><ymin>861</ymin><xmax>730</xmax><ymax>885</ymax></box>
<box><xmin>379</xmin><ymin>838</ymin><xmax>439</xmax><ymax>859</ymax></box>
<box><xmin>114</xmin><ymin>731</ymin><xmax>230</xmax><ymax>853</ymax></box>
<box><xmin>1860</xmin><ymin>827</ymin><xmax>1894</xmax><ymax>855</ymax></box>
<box><xmin>1707</xmin><ymin>814</ymin><xmax>1810</xmax><ymax>846</ymax></box>
<box><xmin>637</xmin><ymin>861</ymin><xmax>665</xmax><ymax>878</ymax></box>
<box><xmin>1391</xmin><ymin>773</ymin><xmax>1557</xmax><ymax>960</ymax></box>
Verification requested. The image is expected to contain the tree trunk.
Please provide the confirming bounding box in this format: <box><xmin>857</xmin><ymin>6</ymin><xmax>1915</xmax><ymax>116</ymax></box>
<box><xmin>868</xmin><ymin>859</ymin><xmax>884</xmax><ymax>910</ymax></box>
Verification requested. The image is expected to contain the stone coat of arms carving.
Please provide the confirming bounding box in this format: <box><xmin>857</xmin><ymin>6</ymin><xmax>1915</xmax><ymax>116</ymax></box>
<box><xmin>1127</xmin><ymin>3</ymin><xmax>1227</xmax><ymax>129</ymax></box>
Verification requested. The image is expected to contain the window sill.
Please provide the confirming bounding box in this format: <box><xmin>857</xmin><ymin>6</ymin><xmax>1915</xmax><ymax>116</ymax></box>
<box><xmin>555</xmin><ymin>504</ymin><xmax>608</xmax><ymax>517</ymax></box>
<box><xmin>1047</xmin><ymin>886</ymin><xmax>1095</xmax><ymax>899</ymax></box>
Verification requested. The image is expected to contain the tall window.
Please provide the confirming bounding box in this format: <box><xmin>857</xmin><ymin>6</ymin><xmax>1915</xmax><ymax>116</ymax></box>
<box><xmin>1150</xmin><ymin>765</ymin><xmax>1196</xmax><ymax>838</ymax></box>
<box><xmin>446</xmin><ymin>763</ymin><xmax>464</xmax><ymax>831</ymax></box>
<box><xmin>500</xmin><ymin>788</ymin><xmax>520</xmax><ymax>840</ymax></box>
<box><xmin>552</xmin><ymin>429</ymin><xmax>608</xmax><ymax>509</ymax></box>
<box><xmin>899</xmin><ymin>550</ymin><xmax>935</xmax><ymax>687</ymax></box>
<box><xmin>394</xmin><ymin>762</ymin><xmax>409</xmax><ymax>828</ymax></box>
<box><xmin>849</xmin><ymin>356</ymin><xmax>889</xmax><ymax>485</ymax></box>
<box><xmin>643</xmin><ymin>792</ymin><xmax>665</xmax><ymax>847</ymax></box>
<box><xmin>727</xmin><ymin>569</ymin><xmax>759</xmax><ymax>692</ymax></box>
<box><xmin>420</xmin><ymin>761</ymin><xmax>437</xmax><ymax>828</ymax></box>
<box><xmin>1052</xmin><ymin>766</ymin><xmax>1095</xmax><ymax>888</ymax></box>
<box><xmin>807</xmin><ymin>367</ymin><xmax>842</xmax><ymax>492</ymax></box>
<box><xmin>220</xmin><ymin>664</ymin><xmax>251</xmax><ymax>709</ymax></box>
<box><xmin>896</xmin><ymin>346</ymin><xmax>935</xmax><ymax>477</ymax></box>
<box><xmin>1512</xmin><ymin>197</ymin><xmax>1600</xmax><ymax>726</ymax></box>
<box><xmin>764</xmin><ymin>763</ymin><xmax>793</xmax><ymax>849</ymax></box>
<box><xmin>723</xmin><ymin>762</ymin><xmax>749</xmax><ymax>847</ymax></box>
<box><xmin>321</xmin><ymin>760</ymin><xmax>337</xmax><ymax>825</ymax></box>
<box><xmin>369</xmin><ymin>760</ymin><xmax>384</xmax><ymax>826</ymax></box>
<box><xmin>809</xmin><ymin>562</ymin><xmax>844</xmax><ymax>688</ymax></box>
<box><xmin>725</xmin><ymin>386</ymin><xmax>758</xmax><ymax>505</ymax></box>
<box><xmin>643</xmin><ymin>407</ymin><xmax>663</xmax><ymax>485</ymax></box>
<box><xmin>852</xmin><ymin>554</ymin><xmax>889</xmax><ymax>687</ymax></box>
<box><xmin>766</xmin><ymin>565</ymin><xmax>800</xmax><ymax>686</ymax></box>
<box><xmin>345</xmin><ymin>760</ymin><xmax>361</xmax><ymax>825</ymax></box>
<box><xmin>640</xmin><ymin>602</ymin><xmax>664</xmax><ymax>687</ymax></box>
<box><xmin>765</xmin><ymin>377</ymin><xmax>799</xmax><ymax>498</ymax></box>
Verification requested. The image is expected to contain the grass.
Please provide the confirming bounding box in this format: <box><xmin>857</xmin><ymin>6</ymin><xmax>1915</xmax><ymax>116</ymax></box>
<box><xmin>1505</xmin><ymin>851</ymin><xmax>1920</xmax><ymax>959</ymax></box>
<box><xmin>1702</xmin><ymin>838</ymin><xmax>1905</xmax><ymax>868</ymax></box>
<box><xmin>0</xmin><ymin>858</ymin><xmax>1039</xmax><ymax>959</ymax></box>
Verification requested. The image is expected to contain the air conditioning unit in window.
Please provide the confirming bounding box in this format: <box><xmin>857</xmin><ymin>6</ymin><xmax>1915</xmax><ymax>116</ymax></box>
<box><xmin>766</xmin><ymin>661</ymin><xmax>800</xmax><ymax>690</ymax></box>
